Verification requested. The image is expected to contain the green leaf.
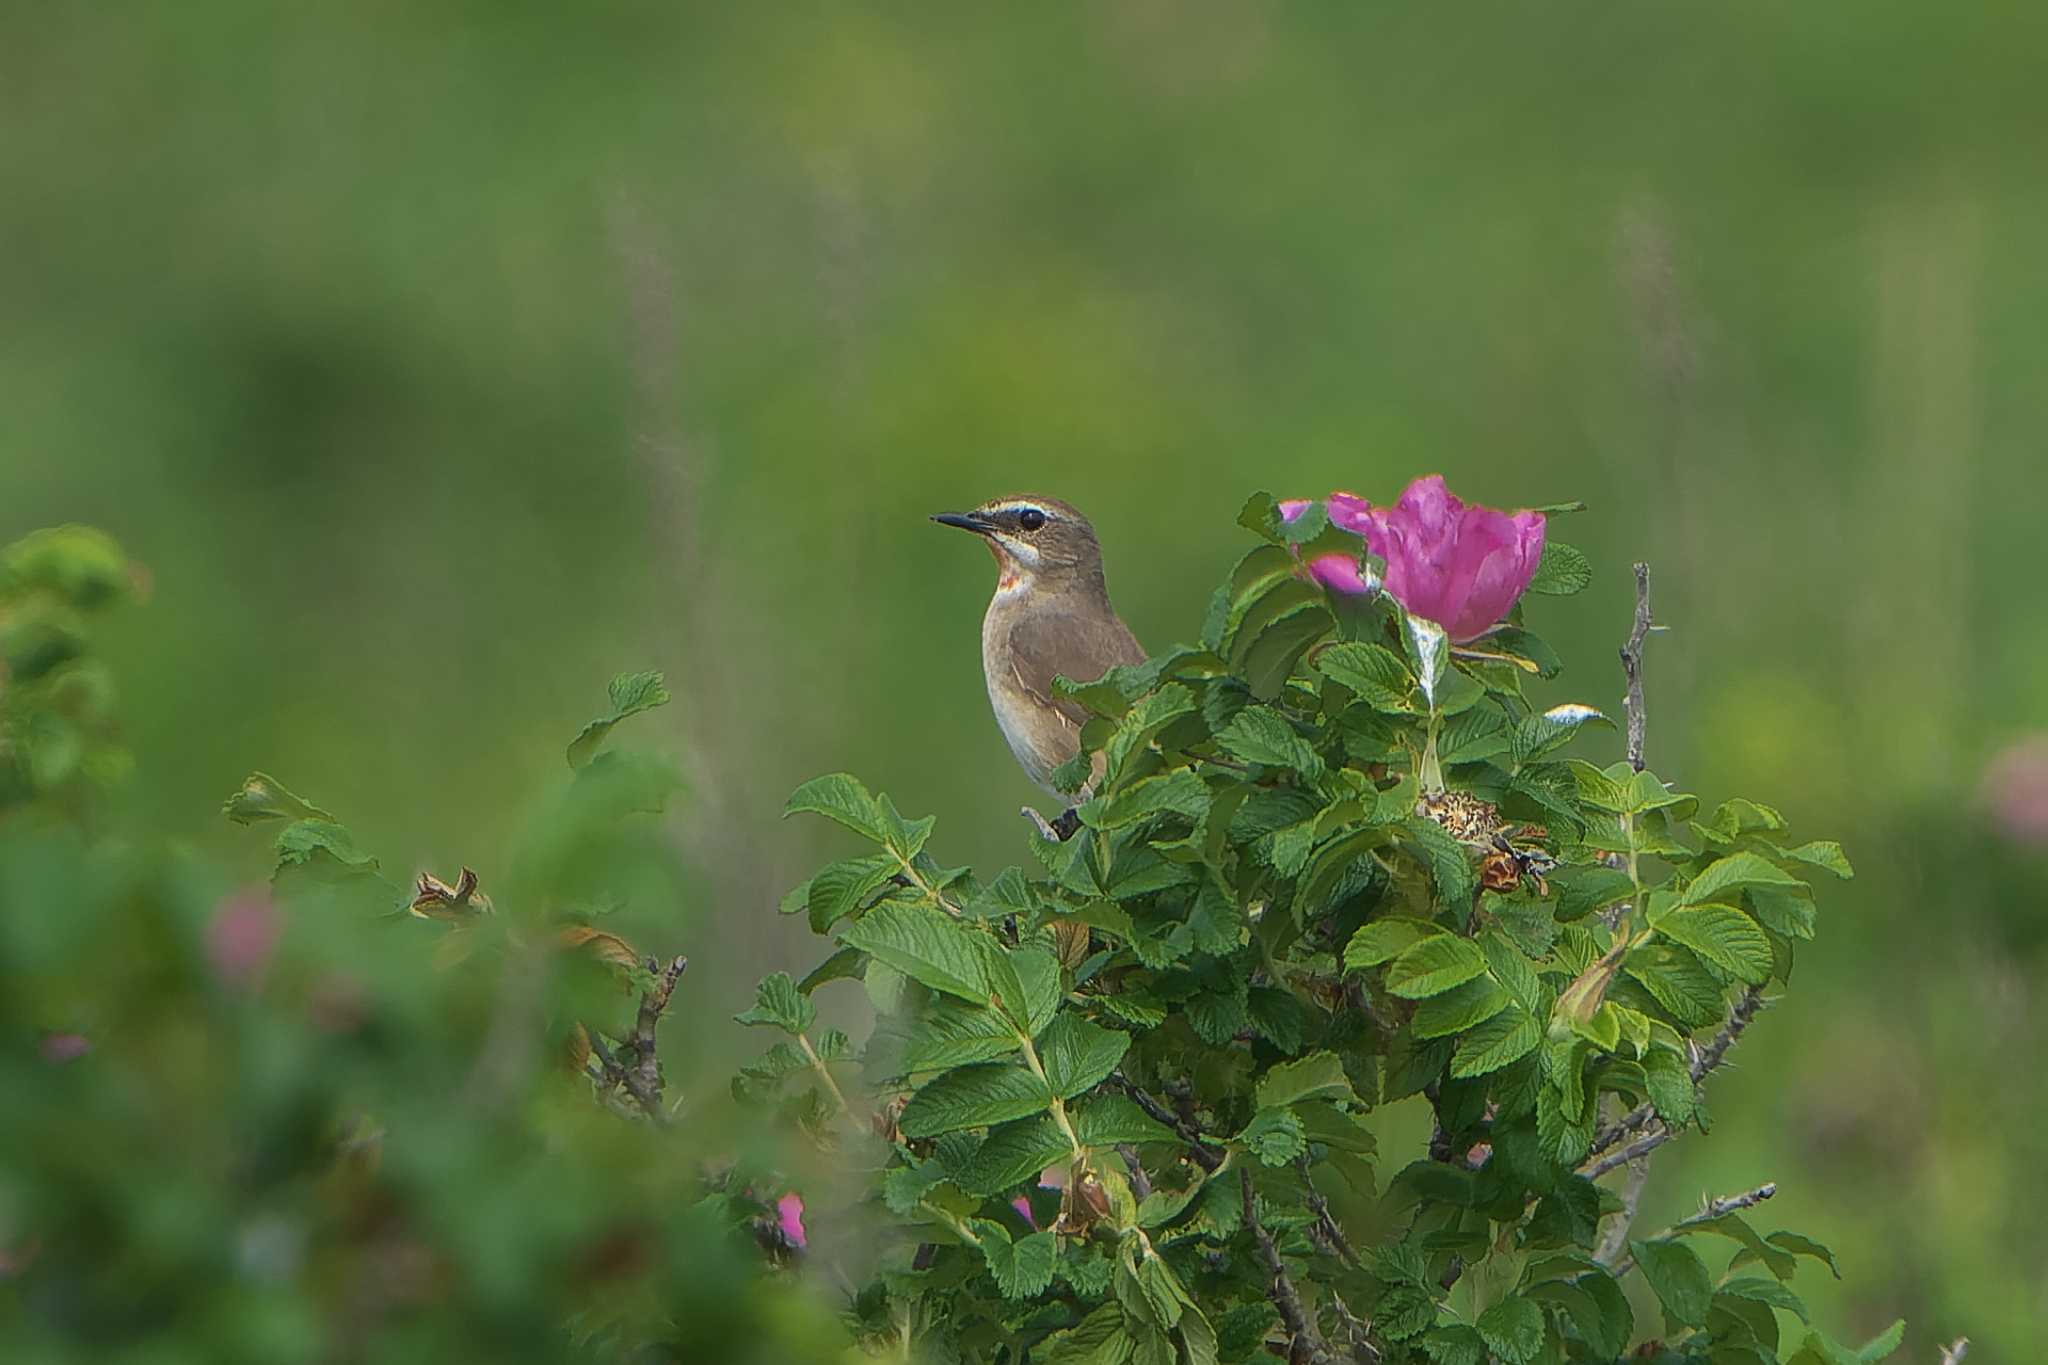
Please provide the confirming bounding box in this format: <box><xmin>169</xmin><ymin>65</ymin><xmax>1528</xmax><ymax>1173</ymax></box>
<box><xmin>1712</xmin><ymin>1277</ymin><xmax>1810</xmax><ymax>1317</ymax></box>
<box><xmin>1640</xmin><ymin>1045</ymin><xmax>1694</xmax><ymax>1126</ymax></box>
<box><xmin>1632</xmin><ymin>1237</ymin><xmax>1714</xmax><ymax>1330</ymax></box>
<box><xmin>1475</xmin><ymin>1295</ymin><xmax>1546</xmax><ymax>1365</ymax></box>
<box><xmin>1314</xmin><ymin>642</ymin><xmax>1416</xmax><ymax>711</ymax></box>
<box><xmin>904</xmin><ymin>1002</ymin><xmax>1024</xmax><ymax>1072</ymax></box>
<box><xmin>1450</xmin><ymin>1005</ymin><xmax>1541</xmax><ymax>1077</ymax></box>
<box><xmin>1419</xmin><ymin>1325</ymin><xmax>1487</xmax><ymax>1365</ymax></box>
<box><xmin>804</xmin><ymin>853</ymin><xmax>899</xmax><ymax>933</ymax></box>
<box><xmin>1553</xmin><ymin>864</ymin><xmax>1636</xmax><ymax>922</ymax></box>
<box><xmin>1073</xmin><ymin>1095</ymin><xmax>1179</xmax><ymax>1147</ymax></box>
<box><xmin>1402</xmin><ymin>816</ymin><xmax>1479</xmax><ymax>912</ymax></box>
<box><xmin>1411</xmin><ymin>976</ymin><xmax>1510</xmax><ymax>1039</ymax></box>
<box><xmin>842</xmin><ymin>901</ymin><xmax>992</xmax><ymax>1003</ymax></box>
<box><xmin>274</xmin><ymin>819</ymin><xmax>378</xmax><ymax>873</ymax></box>
<box><xmin>1513</xmin><ymin>704</ymin><xmax>1611</xmax><ymax>765</ymax></box>
<box><xmin>988</xmin><ymin>945</ymin><xmax>1063</xmax><ymax>1037</ymax></box>
<box><xmin>1237</xmin><ymin>1108</ymin><xmax>1306</xmax><ymax>1165</ymax></box>
<box><xmin>1479</xmin><ymin>933</ymin><xmax>1546</xmax><ymax>1014</ymax></box>
<box><xmin>1253</xmin><ymin>1051</ymin><xmax>1355</xmax><ymax>1109</ymax></box>
<box><xmin>1239</xmin><ymin>598</ymin><xmax>1335</xmax><ymax>699</ymax></box>
<box><xmin>1215</xmin><ymin>707</ymin><xmax>1323</xmax><ymax>775</ymax></box>
<box><xmin>1853</xmin><ymin>1320</ymin><xmax>1906</xmax><ymax>1361</ymax></box>
<box><xmin>1038</xmin><ymin>1015</ymin><xmax>1131</xmax><ymax>1099</ymax></box>
<box><xmin>954</xmin><ymin>1115</ymin><xmax>1071</xmax><ymax>1194</ymax></box>
<box><xmin>784</xmin><ymin>772</ymin><xmax>890</xmax><ymax>844</ymax></box>
<box><xmin>1577</xmin><ymin>1272</ymin><xmax>1634</xmax><ymax>1358</ymax></box>
<box><xmin>1104</xmin><ymin>684</ymin><xmax>1199</xmax><ymax>783</ymax></box>
<box><xmin>1083</xmin><ymin>769</ymin><xmax>1211</xmax><ymax>830</ymax></box>
<box><xmin>1384</xmin><ymin>935</ymin><xmax>1489</xmax><ymax>999</ymax></box>
<box><xmin>734</xmin><ymin>972</ymin><xmax>815</xmax><ymax>1035</ymax></box>
<box><xmin>1036</xmin><ymin>1303</ymin><xmax>1134</xmax><ymax>1365</ymax></box>
<box><xmin>1683</xmin><ymin>852</ymin><xmax>1810</xmax><ymax>906</ymax></box>
<box><xmin>1623</xmin><ymin>941</ymin><xmax>1727</xmax><ymax>1028</ymax></box>
<box><xmin>221</xmin><ymin>771</ymin><xmax>336</xmax><ymax>826</ymax></box>
<box><xmin>899</xmin><ymin>1064</ymin><xmax>1054</xmax><ymax>1137</ymax></box>
<box><xmin>1345</xmin><ymin>917</ymin><xmax>1443</xmax><ymax>970</ymax></box>
<box><xmin>797</xmin><ymin>945</ymin><xmax>863</xmax><ymax>995</ymax></box>
<box><xmin>1749</xmin><ymin>884</ymin><xmax>1817</xmax><ymax>940</ymax></box>
<box><xmin>1763</xmin><ymin>1231</ymin><xmax>1841</xmax><ymax>1279</ymax></box>
<box><xmin>567</xmin><ymin>670</ymin><xmax>671</xmax><ymax>768</ymax></box>
<box><xmin>1783</xmin><ymin>840</ymin><xmax>1853</xmax><ymax>878</ymax></box>
<box><xmin>1403</xmin><ymin>616</ymin><xmax>1451</xmax><ymax>708</ymax></box>
<box><xmin>982</xmin><ymin>1226</ymin><xmax>1058</xmax><ymax>1298</ymax></box>
<box><xmin>1655</xmin><ymin>905</ymin><xmax>1773</xmax><ymax>984</ymax></box>
<box><xmin>1527</xmin><ymin>541</ymin><xmax>1593</xmax><ymax>596</ymax></box>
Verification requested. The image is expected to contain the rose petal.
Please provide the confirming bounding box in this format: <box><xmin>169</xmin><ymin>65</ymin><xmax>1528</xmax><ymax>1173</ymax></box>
<box><xmin>775</xmin><ymin>1193</ymin><xmax>807</xmax><ymax>1250</ymax></box>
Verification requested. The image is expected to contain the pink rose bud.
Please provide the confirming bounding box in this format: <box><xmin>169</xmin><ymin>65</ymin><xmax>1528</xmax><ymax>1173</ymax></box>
<box><xmin>774</xmin><ymin>1193</ymin><xmax>807</xmax><ymax>1250</ymax></box>
<box><xmin>1982</xmin><ymin>735</ymin><xmax>2048</xmax><ymax>847</ymax></box>
<box><xmin>1357</xmin><ymin>475</ymin><xmax>1545</xmax><ymax>641</ymax></box>
<box><xmin>1011</xmin><ymin>1196</ymin><xmax>1038</xmax><ymax>1230</ymax></box>
<box><xmin>208</xmin><ymin>888</ymin><xmax>281</xmax><ymax>988</ymax></box>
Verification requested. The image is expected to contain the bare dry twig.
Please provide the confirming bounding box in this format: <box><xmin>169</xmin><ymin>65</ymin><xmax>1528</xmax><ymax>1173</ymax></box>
<box><xmin>590</xmin><ymin>955</ymin><xmax>689</xmax><ymax>1123</ymax></box>
<box><xmin>1606</xmin><ymin>1183</ymin><xmax>1777</xmax><ymax>1276</ymax></box>
<box><xmin>1620</xmin><ymin>562</ymin><xmax>1655</xmax><ymax>772</ymax></box>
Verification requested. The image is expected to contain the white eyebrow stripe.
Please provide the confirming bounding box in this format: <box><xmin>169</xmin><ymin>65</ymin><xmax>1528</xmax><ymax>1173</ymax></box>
<box><xmin>983</xmin><ymin>500</ymin><xmax>1049</xmax><ymax>519</ymax></box>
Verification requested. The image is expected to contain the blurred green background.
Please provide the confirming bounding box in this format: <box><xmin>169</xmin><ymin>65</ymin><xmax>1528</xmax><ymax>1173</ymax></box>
<box><xmin>6</xmin><ymin>1</ymin><xmax>2046</xmax><ymax>1356</ymax></box>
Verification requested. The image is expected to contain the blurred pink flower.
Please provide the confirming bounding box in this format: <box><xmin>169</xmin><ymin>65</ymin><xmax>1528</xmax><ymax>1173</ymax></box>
<box><xmin>39</xmin><ymin>1033</ymin><xmax>90</xmax><ymax>1065</ymax></box>
<box><xmin>774</xmin><ymin>1192</ymin><xmax>807</xmax><ymax>1250</ymax></box>
<box><xmin>1982</xmin><ymin>736</ymin><xmax>2048</xmax><ymax>847</ymax></box>
<box><xmin>1283</xmin><ymin>477</ymin><xmax>1545</xmax><ymax>640</ymax></box>
<box><xmin>208</xmin><ymin>888</ymin><xmax>280</xmax><ymax>988</ymax></box>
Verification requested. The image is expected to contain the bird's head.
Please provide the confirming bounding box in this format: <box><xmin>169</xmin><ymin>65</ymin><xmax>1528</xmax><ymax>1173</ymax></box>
<box><xmin>931</xmin><ymin>496</ymin><xmax>1104</xmax><ymax>592</ymax></box>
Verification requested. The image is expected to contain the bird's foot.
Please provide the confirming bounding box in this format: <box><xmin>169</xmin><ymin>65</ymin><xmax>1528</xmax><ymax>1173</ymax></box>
<box><xmin>1021</xmin><ymin>807</ymin><xmax>1086</xmax><ymax>842</ymax></box>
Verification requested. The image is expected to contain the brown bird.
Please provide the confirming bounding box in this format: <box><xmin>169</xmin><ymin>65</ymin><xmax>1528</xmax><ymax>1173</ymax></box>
<box><xmin>932</xmin><ymin>496</ymin><xmax>1146</xmax><ymax>821</ymax></box>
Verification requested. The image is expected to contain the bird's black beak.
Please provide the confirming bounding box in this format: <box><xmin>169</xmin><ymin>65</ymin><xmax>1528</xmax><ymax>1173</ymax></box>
<box><xmin>931</xmin><ymin>512</ymin><xmax>996</xmax><ymax>535</ymax></box>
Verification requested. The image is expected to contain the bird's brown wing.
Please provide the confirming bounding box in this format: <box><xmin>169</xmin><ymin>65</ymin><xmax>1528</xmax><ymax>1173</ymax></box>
<box><xmin>1004</xmin><ymin>606</ymin><xmax>1148</xmax><ymax>733</ymax></box>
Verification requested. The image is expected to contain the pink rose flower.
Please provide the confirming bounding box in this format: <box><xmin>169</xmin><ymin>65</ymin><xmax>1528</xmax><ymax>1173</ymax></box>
<box><xmin>774</xmin><ymin>1192</ymin><xmax>807</xmax><ymax>1250</ymax></box>
<box><xmin>39</xmin><ymin>1033</ymin><xmax>90</xmax><ymax>1065</ymax></box>
<box><xmin>1282</xmin><ymin>476</ymin><xmax>1545</xmax><ymax>641</ymax></box>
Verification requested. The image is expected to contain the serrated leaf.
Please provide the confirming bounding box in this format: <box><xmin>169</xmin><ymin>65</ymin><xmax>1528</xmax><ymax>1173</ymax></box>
<box><xmin>903</xmin><ymin>1002</ymin><xmax>1023</xmax><ymax>1072</ymax></box>
<box><xmin>1475</xmin><ymin>1295</ymin><xmax>1545</xmax><ymax>1364</ymax></box>
<box><xmin>1073</xmin><ymin>1095</ymin><xmax>1178</xmax><ymax>1147</ymax></box>
<box><xmin>1527</xmin><ymin>540</ymin><xmax>1592</xmax><ymax>595</ymax></box>
<box><xmin>1623</xmin><ymin>942</ymin><xmax>1727</xmax><ymax>1028</ymax></box>
<box><xmin>1185</xmin><ymin>990</ymin><xmax>1248</xmax><ymax>1045</ymax></box>
<box><xmin>1553</xmin><ymin>864</ymin><xmax>1637</xmax><ymax>922</ymax></box>
<box><xmin>900</xmin><ymin>1064</ymin><xmax>1054</xmax><ymax>1137</ymax></box>
<box><xmin>1039</xmin><ymin>1015</ymin><xmax>1130</xmax><ymax>1099</ymax></box>
<box><xmin>1513</xmin><ymin>704</ymin><xmax>1611</xmax><ymax>765</ymax></box>
<box><xmin>1479</xmin><ymin>932</ymin><xmax>1546</xmax><ymax>1014</ymax></box>
<box><xmin>842</xmin><ymin>900</ymin><xmax>991</xmax><ymax>1003</ymax></box>
<box><xmin>222</xmin><ymin>771</ymin><xmax>336</xmax><ymax>826</ymax></box>
<box><xmin>1578</xmin><ymin>1272</ymin><xmax>1634</xmax><ymax>1357</ymax></box>
<box><xmin>954</xmin><ymin>1115</ymin><xmax>1071</xmax><ymax>1194</ymax></box>
<box><xmin>1640</xmin><ymin>1044</ymin><xmax>1694</xmax><ymax>1126</ymax></box>
<box><xmin>1684</xmin><ymin>851</ymin><xmax>1810</xmax><ymax>906</ymax></box>
<box><xmin>1083</xmin><ymin>769</ymin><xmax>1212</xmax><ymax>830</ymax></box>
<box><xmin>805</xmin><ymin>853</ymin><xmax>899</xmax><ymax>933</ymax></box>
<box><xmin>1345</xmin><ymin>917</ymin><xmax>1443</xmax><ymax>970</ymax></box>
<box><xmin>1238</xmin><ymin>1107</ymin><xmax>1306</xmax><ymax>1165</ymax></box>
<box><xmin>1402</xmin><ymin>816</ymin><xmax>1479</xmax><ymax>912</ymax></box>
<box><xmin>1783</xmin><ymin>840</ymin><xmax>1853</xmax><ymax>878</ymax></box>
<box><xmin>274</xmin><ymin>819</ymin><xmax>378</xmax><ymax>873</ymax></box>
<box><xmin>567</xmin><ymin>671</ymin><xmax>671</xmax><ymax>768</ymax></box>
<box><xmin>784</xmin><ymin>772</ymin><xmax>890</xmax><ymax>844</ymax></box>
<box><xmin>1764</xmin><ymin>1231</ymin><xmax>1841</xmax><ymax>1278</ymax></box>
<box><xmin>988</xmin><ymin>944</ymin><xmax>1062</xmax><ymax>1038</ymax></box>
<box><xmin>1411</xmin><ymin>975</ymin><xmax>1511</xmax><ymax>1038</ymax></box>
<box><xmin>1384</xmin><ymin>935</ymin><xmax>1489</xmax><ymax>999</ymax></box>
<box><xmin>1036</xmin><ymin>1303</ymin><xmax>1134</xmax><ymax>1365</ymax></box>
<box><xmin>1633</xmin><ymin>1237</ymin><xmax>1714</xmax><ymax>1330</ymax></box>
<box><xmin>1239</xmin><ymin>597</ymin><xmax>1334</xmax><ymax>700</ymax></box>
<box><xmin>1314</xmin><ymin>641</ymin><xmax>1416</xmax><ymax>710</ymax></box>
<box><xmin>1450</xmin><ymin>1005</ymin><xmax>1541</xmax><ymax>1077</ymax></box>
<box><xmin>734</xmin><ymin>972</ymin><xmax>814</xmax><ymax>1035</ymax></box>
<box><xmin>1656</xmin><ymin>905</ymin><xmax>1773</xmax><ymax>984</ymax></box>
<box><xmin>982</xmin><ymin>1226</ymin><xmax>1058</xmax><ymax>1298</ymax></box>
<box><xmin>1253</xmin><ymin>1051</ymin><xmax>1355</xmax><ymax>1109</ymax></box>
<box><xmin>1215</xmin><ymin>707</ymin><xmax>1323</xmax><ymax>775</ymax></box>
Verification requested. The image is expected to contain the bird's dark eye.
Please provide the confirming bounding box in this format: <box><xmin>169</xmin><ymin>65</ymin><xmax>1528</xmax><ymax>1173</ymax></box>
<box><xmin>1016</xmin><ymin>508</ymin><xmax>1047</xmax><ymax>532</ymax></box>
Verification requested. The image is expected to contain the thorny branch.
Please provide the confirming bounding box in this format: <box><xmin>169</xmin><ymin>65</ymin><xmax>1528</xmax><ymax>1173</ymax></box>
<box><xmin>1605</xmin><ymin>1183</ymin><xmax>1778</xmax><ymax>1277</ymax></box>
<box><xmin>1295</xmin><ymin>1155</ymin><xmax>1359</xmax><ymax>1267</ymax></box>
<box><xmin>589</xmin><ymin>955</ymin><xmax>689</xmax><ymax>1123</ymax></box>
<box><xmin>1584</xmin><ymin>985</ymin><xmax>1766</xmax><ymax>1174</ymax></box>
<box><xmin>1115</xmin><ymin>1076</ymin><xmax>1225</xmax><ymax>1172</ymax></box>
<box><xmin>1241</xmin><ymin>1168</ymin><xmax>1337</xmax><ymax>1365</ymax></box>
